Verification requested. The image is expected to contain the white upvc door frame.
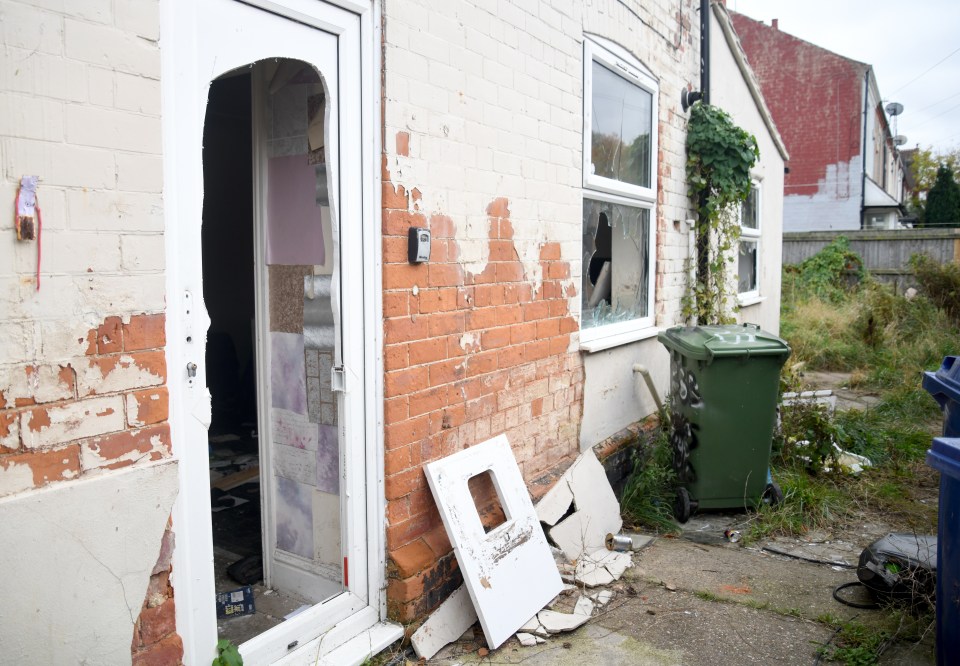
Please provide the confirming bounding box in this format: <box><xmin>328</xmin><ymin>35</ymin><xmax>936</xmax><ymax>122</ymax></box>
<box><xmin>161</xmin><ymin>1</ymin><xmax>386</xmax><ymax>664</ymax></box>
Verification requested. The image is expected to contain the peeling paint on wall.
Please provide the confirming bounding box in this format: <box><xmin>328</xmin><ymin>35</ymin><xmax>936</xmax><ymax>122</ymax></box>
<box><xmin>0</xmin><ymin>461</ymin><xmax>179</xmax><ymax>665</ymax></box>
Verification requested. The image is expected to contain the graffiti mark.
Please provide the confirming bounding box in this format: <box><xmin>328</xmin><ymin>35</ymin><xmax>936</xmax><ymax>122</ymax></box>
<box><xmin>670</xmin><ymin>412</ymin><xmax>698</xmax><ymax>483</ymax></box>
<box><xmin>671</xmin><ymin>361</ymin><xmax>702</xmax><ymax>408</ymax></box>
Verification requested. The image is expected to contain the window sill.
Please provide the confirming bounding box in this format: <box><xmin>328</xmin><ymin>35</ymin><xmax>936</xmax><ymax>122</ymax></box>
<box><xmin>738</xmin><ymin>294</ymin><xmax>766</xmax><ymax>308</ymax></box>
<box><xmin>580</xmin><ymin>325</ymin><xmax>660</xmax><ymax>353</ymax></box>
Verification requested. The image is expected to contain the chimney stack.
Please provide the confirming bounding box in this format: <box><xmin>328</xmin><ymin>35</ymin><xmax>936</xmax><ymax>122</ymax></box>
<box><xmin>772</xmin><ymin>18</ymin><xmax>779</xmax><ymax>30</ymax></box>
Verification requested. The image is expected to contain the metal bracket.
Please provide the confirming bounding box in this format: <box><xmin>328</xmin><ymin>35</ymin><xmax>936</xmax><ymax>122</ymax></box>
<box><xmin>331</xmin><ymin>365</ymin><xmax>346</xmax><ymax>392</ymax></box>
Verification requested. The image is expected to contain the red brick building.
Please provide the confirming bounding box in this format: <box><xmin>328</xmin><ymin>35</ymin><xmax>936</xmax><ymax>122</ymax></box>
<box><xmin>730</xmin><ymin>12</ymin><xmax>906</xmax><ymax>231</ymax></box>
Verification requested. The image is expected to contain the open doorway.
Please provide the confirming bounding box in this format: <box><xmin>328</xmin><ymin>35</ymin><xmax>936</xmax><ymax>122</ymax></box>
<box><xmin>201</xmin><ymin>61</ymin><xmax>343</xmax><ymax>647</ymax></box>
<box><xmin>167</xmin><ymin>2</ymin><xmax>393</xmax><ymax>660</ymax></box>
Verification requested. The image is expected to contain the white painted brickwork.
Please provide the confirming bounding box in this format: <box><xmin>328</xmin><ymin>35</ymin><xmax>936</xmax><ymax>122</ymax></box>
<box><xmin>383</xmin><ymin>0</ymin><xmax>700</xmax><ymax>333</ymax></box>
<box><xmin>0</xmin><ymin>0</ymin><xmax>164</xmax><ymax>365</ymax></box>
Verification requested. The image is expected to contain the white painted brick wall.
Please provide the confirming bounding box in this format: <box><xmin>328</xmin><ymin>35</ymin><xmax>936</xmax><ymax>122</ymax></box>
<box><xmin>0</xmin><ymin>0</ymin><xmax>164</xmax><ymax>367</ymax></box>
<box><xmin>384</xmin><ymin>0</ymin><xmax>699</xmax><ymax>325</ymax></box>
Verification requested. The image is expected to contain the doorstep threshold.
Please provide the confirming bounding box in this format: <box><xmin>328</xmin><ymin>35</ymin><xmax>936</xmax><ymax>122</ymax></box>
<box><xmin>273</xmin><ymin>620</ymin><xmax>403</xmax><ymax>665</ymax></box>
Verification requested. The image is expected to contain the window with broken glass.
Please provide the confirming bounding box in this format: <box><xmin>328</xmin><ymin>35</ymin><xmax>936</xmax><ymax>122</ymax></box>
<box><xmin>581</xmin><ymin>38</ymin><xmax>658</xmax><ymax>344</ymax></box>
<box><xmin>738</xmin><ymin>183</ymin><xmax>760</xmax><ymax>299</ymax></box>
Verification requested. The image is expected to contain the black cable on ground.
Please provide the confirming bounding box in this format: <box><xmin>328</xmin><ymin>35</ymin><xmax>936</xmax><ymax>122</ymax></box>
<box><xmin>812</xmin><ymin>624</ymin><xmax>844</xmax><ymax>666</ymax></box>
<box><xmin>761</xmin><ymin>545</ymin><xmax>858</xmax><ymax>570</ymax></box>
<box><xmin>832</xmin><ymin>581</ymin><xmax>880</xmax><ymax>609</ymax></box>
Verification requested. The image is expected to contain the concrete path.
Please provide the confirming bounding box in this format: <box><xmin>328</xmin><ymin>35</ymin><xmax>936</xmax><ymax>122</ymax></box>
<box><xmin>427</xmin><ymin>515</ymin><xmax>935</xmax><ymax>665</ymax></box>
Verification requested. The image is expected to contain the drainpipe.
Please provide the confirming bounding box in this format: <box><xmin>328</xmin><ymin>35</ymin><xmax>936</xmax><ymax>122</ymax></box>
<box><xmin>700</xmin><ymin>0</ymin><xmax>710</xmax><ymax>105</ymax></box>
<box><xmin>860</xmin><ymin>69</ymin><xmax>869</xmax><ymax>229</ymax></box>
<box><xmin>633</xmin><ymin>364</ymin><xmax>664</xmax><ymax>413</ymax></box>
<box><xmin>695</xmin><ymin>0</ymin><xmax>711</xmax><ymax>315</ymax></box>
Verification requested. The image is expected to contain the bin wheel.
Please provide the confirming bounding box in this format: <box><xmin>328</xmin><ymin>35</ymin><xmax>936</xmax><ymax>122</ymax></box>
<box><xmin>762</xmin><ymin>481</ymin><xmax>784</xmax><ymax>507</ymax></box>
<box><xmin>674</xmin><ymin>487</ymin><xmax>692</xmax><ymax>523</ymax></box>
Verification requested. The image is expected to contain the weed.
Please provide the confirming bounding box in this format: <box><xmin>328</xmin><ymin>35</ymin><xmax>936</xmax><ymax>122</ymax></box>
<box><xmin>791</xmin><ymin>236</ymin><xmax>864</xmax><ymax>303</ymax></box>
<box><xmin>212</xmin><ymin>639</ymin><xmax>242</xmax><ymax>666</ymax></box>
<box><xmin>621</xmin><ymin>426</ymin><xmax>679</xmax><ymax>533</ymax></box>
<box><xmin>814</xmin><ymin>610</ymin><xmax>935</xmax><ymax>666</ymax></box>
<box><xmin>911</xmin><ymin>253</ymin><xmax>960</xmax><ymax>324</ymax></box>
<box><xmin>744</xmin><ymin>468</ymin><xmax>851</xmax><ymax>542</ymax></box>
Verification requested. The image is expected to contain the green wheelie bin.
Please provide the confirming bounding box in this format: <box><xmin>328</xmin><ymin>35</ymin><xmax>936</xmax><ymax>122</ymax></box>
<box><xmin>658</xmin><ymin>324</ymin><xmax>791</xmax><ymax>522</ymax></box>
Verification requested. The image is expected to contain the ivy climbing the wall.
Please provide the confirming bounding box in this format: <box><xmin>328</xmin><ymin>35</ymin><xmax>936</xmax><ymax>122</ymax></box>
<box><xmin>684</xmin><ymin>102</ymin><xmax>759</xmax><ymax>324</ymax></box>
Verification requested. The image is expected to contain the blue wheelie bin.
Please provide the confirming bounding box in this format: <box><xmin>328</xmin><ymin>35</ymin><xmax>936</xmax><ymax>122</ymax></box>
<box><xmin>925</xmin><ymin>357</ymin><xmax>960</xmax><ymax>665</ymax></box>
<box><xmin>923</xmin><ymin>356</ymin><xmax>960</xmax><ymax>437</ymax></box>
<box><xmin>926</xmin><ymin>437</ymin><xmax>960</xmax><ymax>666</ymax></box>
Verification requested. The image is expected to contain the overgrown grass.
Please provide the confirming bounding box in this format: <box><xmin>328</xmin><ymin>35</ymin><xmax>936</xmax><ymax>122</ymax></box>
<box><xmin>621</xmin><ymin>243</ymin><xmax>948</xmax><ymax>663</ymax></box>
<box><xmin>814</xmin><ymin>610</ymin><xmax>935</xmax><ymax>666</ymax></box>
<box><xmin>753</xmin><ymin>244</ymin><xmax>954</xmax><ymax>547</ymax></box>
<box><xmin>621</xmin><ymin>424</ymin><xmax>678</xmax><ymax>533</ymax></box>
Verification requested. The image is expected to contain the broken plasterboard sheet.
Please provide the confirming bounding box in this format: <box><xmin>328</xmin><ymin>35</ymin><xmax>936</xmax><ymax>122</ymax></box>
<box><xmin>575</xmin><ymin>554</ymin><xmax>615</xmax><ymax>587</ymax></box>
<box><xmin>424</xmin><ymin>434</ymin><xmax>563</xmax><ymax>650</ymax></box>
<box><xmin>539</xmin><ymin>449</ymin><xmax>622</xmax><ymax>561</ymax></box>
<box><xmin>575</xmin><ymin>549</ymin><xmax>632</xmax><ymax>587</ymax></box>
<box><xmin>535</xmin><ymin>476</ymin><xmax>574</xmax><ymax>526</ymax></box>
<box><xmin>411</xmin><ymin>584</ymin><xmax>478</xmax><ymax>661</ymax></box>
<box><xmin>604</xmin><ymin>552</ymin><xmax>632</xmax><ymax>579</ymax></box>
<box><xmin>537</xmin><ymin>609</ymin><xmax>590</xmax><ymax>634</ymax></box>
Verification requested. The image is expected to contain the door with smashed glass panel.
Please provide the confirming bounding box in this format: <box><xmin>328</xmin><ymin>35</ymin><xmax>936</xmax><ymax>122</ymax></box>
<box><xmin>173</xmin><ymin>1</ymin><xmax>372</xmax><ymax>661</ymax></box>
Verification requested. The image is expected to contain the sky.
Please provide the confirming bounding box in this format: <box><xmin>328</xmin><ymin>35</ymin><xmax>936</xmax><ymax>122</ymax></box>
<box><xmin>728</xmin><ymin>0</ymin><xmax>960</xmax><ymax>156</ymax></box>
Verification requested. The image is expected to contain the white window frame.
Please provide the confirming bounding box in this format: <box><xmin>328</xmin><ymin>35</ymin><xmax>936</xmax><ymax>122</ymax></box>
<box><xmin>737</xmin><ymin>181</ymin><xmax>761</xmax><ymax>303</ymax></box>
<box><xmin>581</xmin><ymin>36</ymin><xmax>659</xmax><ymax>351</ymax></box>
<box><xmin>583</xmin><ymin>38</ymin><xmax>659</xmax><ymax>201</ymax></box>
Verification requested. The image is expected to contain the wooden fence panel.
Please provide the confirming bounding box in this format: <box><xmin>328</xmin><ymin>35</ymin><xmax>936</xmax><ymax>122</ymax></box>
<box><xmin>783</xmin><ymin>229</ymin><xmax>960</xmax><ymax>289</ymax></box>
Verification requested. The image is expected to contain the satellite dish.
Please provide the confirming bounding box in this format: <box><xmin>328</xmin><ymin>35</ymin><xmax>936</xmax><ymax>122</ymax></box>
<box><xmin>894</xmin><ymin>135</ymin><xmax>908</xmax><ymax>146</ymax></box>
<box><xmin>886</xmin><ymin>102</ymin><xmax>904</xmax><ymax>116</ymax></box>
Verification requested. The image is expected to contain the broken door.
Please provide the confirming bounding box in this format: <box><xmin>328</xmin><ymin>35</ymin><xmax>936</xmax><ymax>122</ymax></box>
<box><xmin>167</xmin><ymin>1</ymin><xmax>382</xmax><ymax>663</ymax></box>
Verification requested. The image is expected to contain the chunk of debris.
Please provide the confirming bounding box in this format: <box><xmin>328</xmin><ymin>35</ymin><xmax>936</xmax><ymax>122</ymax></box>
<box><xmin>604</xmin><ymin>552</ymin><xmax>632</xmax><ymax>579</ymax></box>
<box><xmin>575</xmin><ymin>555</ymin><xmax>615</xmax><ymax>587</ymax></box>
<box><xmin>411</xmin><ymin>584</ymin><xmax>479</xmax><ymax>661</ymax></box>
<box><xmin>518</xmin><ymin>616</ymin><xmax>540</xmax><ymax>633</ymax></box>
<box><xmin>537</xmin><ymin>609</ymin><xmax>590</xmax><ymax>634</ymax></box>
<box><xmin>575</xmin><ymin>549</ymin><xmax>632</xmax><ymax>587</ymax></box>
<box><xmin>591</xmin><ymin>589</ymin><xmax>614</xmax><ymax>606</ymax></box>
<box><xmin>516</xmin><ymin>632</ymin><xmax>538</xmax><ymax>647</ymax></box>
<box><xmin>573</xmin><ymin>595</ymin><xmax>594</xmax><ymax>617</ymax></box>
<box><xmin>424</xmin><ymin>435</ymin><xmax>563</xmax><ymax>650</ymax></box>
<box><xmin>536</xmin><ymin>449</ymin><xmax>622</xmax><ymax>561</ymax></box>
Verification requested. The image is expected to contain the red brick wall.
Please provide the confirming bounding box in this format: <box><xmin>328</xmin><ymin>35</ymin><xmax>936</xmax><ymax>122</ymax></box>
<box><xmin>729</xmin><ymin>12</ymin><xmax>865</xmax><ymax>196</ymax></box>
<box><xmin>381</xmin><ymin>162</ymin><xmax>584</xmax><ymax>622</ymax></box>
<box><xmin>132</xmin><ymin>523</ymin><xmax>184</xmax><ymax>666</ymax></box>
